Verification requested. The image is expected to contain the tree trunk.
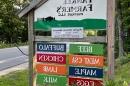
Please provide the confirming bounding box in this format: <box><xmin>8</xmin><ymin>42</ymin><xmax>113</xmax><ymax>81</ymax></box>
<box><xmin>117</xmin><ymin>16</ymin><xmax>124</xmax><ymax>57</ymax></box>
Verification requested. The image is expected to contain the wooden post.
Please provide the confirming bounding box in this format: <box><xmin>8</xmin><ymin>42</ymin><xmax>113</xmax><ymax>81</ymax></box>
<box><xmin>107</xmin><ymin>0</ymin><xmax>115</xmax><ymax>79</ymax></box>
<box><xmin>28</xmin><ymin>11</ymin><xmax>34</xmax><ymax>86</ymax></box>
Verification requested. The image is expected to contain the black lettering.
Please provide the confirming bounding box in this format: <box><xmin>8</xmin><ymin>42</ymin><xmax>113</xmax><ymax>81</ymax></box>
<box><xmin>83</xmin><ymin>6</ymin><xmax>88</xmax><ymax>11</ymax></box>
<box><xmin>82</xmin><ymin>0</ymin><xmax>87</xmax><ymax>3</ymax></box>
<box><xmin>72</xmin><ymin>0</ymin><xmax>76</xmax><ymax>4</ymax></box>
<box><xmin>66</xmin><ymin>7</ymin><xmax>71</xmax><ymax>12</ymax></box>
<box><xmin>88</xmin><ymin>4</ymin><xmax>93</xmax><ymax>11</ymax></box>
<box><xmin>57</xmin><ymin>6</ymin><xmax>62</xmax><ymax>12</ymax></box>
<box><xmin>89</xmin><ymin>0</ymin><xmax>92</xmax><ymax>3</ymax></box>
<box><xmin>62</xmin><ymin>7</ymin><xmax>66</xmax><ymax>12</ymax></box>
<box><xmin>64</xmin><ymin>0</ymin><xmax>92</xmax><ymax>4</ymax></box>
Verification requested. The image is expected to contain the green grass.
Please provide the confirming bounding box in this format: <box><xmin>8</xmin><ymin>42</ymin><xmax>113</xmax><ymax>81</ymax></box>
<box><xmin>0</xmin><ymin>42</ymin><xmax>28</xmax><ymax>49</ymax></box>
<box><xmin>0</xmin><ymin>70</ymin><xmax>28</xmax><ymax>86</ymax></box>
<box><xmin>115</xmin><ymin>61</ymin><xmax>130</xmax><ymax>83</ymax></box>
<box><xmin>105</xmin><ymin>57</ymin><xmax>130</xmax><ymax>86</ymax></box>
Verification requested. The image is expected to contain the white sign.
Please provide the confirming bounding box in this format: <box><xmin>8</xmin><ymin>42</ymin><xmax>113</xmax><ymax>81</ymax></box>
<box><xmin>34</xmin><ymin>0</ymin><xmax>107</xmax><ymax>21</ymax></box>
<box><xmin>51</xmin><ymin>27</ymin><xmax>83</xmax><ymax>38</ymax></box>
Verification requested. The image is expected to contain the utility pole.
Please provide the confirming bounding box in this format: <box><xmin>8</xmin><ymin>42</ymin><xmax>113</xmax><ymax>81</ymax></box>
<box><xmin>107</xmin><ymin>0</ymin><xmax>115</xmax><ymax>79</ymax></box>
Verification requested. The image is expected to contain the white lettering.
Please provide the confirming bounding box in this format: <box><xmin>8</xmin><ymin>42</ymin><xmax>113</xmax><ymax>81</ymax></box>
<box><xmin>38</xmin><ymin>44</ymin><xmax>65</xmax><ymax>52</ymax></box>
<box><xmin>84</xmin><ymin>58</ymin><xmax>100</xmax><ymax>64</ymax></box>
<box><xmin>44</xmin><ymin>77</ymin><xmax>57</xmax><ymax>83</ymax></box>
<box><xmin>38</xmin><ymin>55</ymin><xmax>64</xmax><ymax>63</ymax></box>
<box><xmin>76</xmin><ymin>80</ymin><xmax>95</xmax><ymax>86</ymax></box>
<box><xmin>43</xmin><ymin>66</ymin><xmax>57</xmax><ymax>73</ymax></box>
<box><xmin>78</xmin><ymin>46</ymin><xmax>93</xmax><ymax>53</ymax></box>
<box><xmin>75</xmin><ymin>68</ymin><xmax>97</xmax><ymax>76</ymax></box>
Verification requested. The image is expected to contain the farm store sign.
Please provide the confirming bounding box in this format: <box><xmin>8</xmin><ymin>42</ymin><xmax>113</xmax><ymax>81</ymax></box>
<box><xmin>34</xmin><ymin>0</ymin><xmax>107</xmax><ymax>30</ymax></box>
<box><xmin>35</xmin><ymin>0</ymin><xmax>107</xmax><ymax>20</ymax></box>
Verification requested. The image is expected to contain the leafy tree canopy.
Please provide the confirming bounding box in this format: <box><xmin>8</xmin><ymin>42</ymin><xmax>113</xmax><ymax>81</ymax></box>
<box><xmin>0</xmin><ymin>0</ymin><xmax>28</xmax><ymax>43</ymax></box>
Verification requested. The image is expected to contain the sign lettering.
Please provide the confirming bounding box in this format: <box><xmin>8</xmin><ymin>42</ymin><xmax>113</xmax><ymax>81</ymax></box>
<box><xmin>37</xmin><ymin>53</ymin><xmax>66</xmax><ymax>64</ymax></box>
<box><xmin>36</xmin><ymin>64</ymin><xmax>67</xmax><ymax>75</ymax></box>
<box><xmin>51</xmin><ymin>27</ymin><xmax>83</xmax><ymax>38</ymax></box>
<box><xmin>37</xmin><ymin>42</ymin><xmax>66</xmax><ymax>52</ymax></box>
<box><xmin>69</xmin><ymin>55</ymin><xmax>104</xmax><ymax>67</ymax></box>
<box><xmin>57</xmin><ymin>0</ymin><xmax>93</xmax><ymax>17</ymax></box>
<box><xmin>69</xmin><ymin>66</ymin><xmax>103</xmax><ymax>78</ymax></box>
<box><xmin>37</xmin><ymin>74</ymin><xmax>67</xmax><ymax>86</ymax></box>
<box><xmin>69</xmin><ymin>77</ymin><xmax>103</xmax><ymax>86</ymax></box>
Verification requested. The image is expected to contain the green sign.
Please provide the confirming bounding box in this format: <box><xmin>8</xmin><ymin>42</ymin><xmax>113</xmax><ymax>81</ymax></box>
<box><xmin>37</xmin><ymin>74</ymin><xmax>67</xmax><ymax>86</ymax></box>
<box><xmin>69</xmin><ymin>44</ymin><xmax>104</xmax><ymax>55</ymax></box>
<box><xmin>34</xmin><ymin>19</ymin><xmax>106</xmax><ymax>30</ymax></box>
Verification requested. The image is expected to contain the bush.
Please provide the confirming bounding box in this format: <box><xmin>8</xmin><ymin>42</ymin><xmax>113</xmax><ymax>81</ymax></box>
<box><xmin>119</xmin><ymin>57</ymin><xmax>130</xmax><ymax>65</ymax></box>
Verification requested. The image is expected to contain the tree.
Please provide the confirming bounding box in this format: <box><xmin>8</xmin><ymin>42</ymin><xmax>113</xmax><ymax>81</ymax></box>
<box><xmin>116</xmin><ymin>0</ymin><xmax>130</xmax><ymax>56</ymax></box>
<box><xmin>0</xmin><ymin>0</ymin><xmax>28</xmax><ymax>43</ymax></box>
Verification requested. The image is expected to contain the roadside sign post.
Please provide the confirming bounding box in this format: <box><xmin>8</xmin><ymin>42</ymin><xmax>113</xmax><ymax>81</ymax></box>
<box><xmin>28</xmin><ymin>11</ymin><xmax>34</xmax><ymax>86</ymax></box>
<box><xmin>18</xmin><ymin>0</ymin><xmax>115</xmax><ymax>85</ymax></box>
<box><xmin>107</xmin><ymin>0</ymin><xmax>115</xmax><ymax>79</ymax></box>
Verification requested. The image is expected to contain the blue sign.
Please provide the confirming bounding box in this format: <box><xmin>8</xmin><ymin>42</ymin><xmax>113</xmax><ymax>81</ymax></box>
<box><xmin>37</xmin><ymin>42</ymin><xmax>66</xmax><ymax>52</ymax></box>
<box><xmin>69</xmin><ymin>66</ymin><xmax>103</xmax><ymax>78</ymax></box>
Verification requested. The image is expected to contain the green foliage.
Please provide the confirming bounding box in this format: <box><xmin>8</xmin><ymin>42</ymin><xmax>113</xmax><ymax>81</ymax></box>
<box><xmin>105</xmin><ymin>60</ymin><xmax>130</xmax><ymax>86</ymax></box>
<box><xmin>116</xmin><ymin>0</ymin><xmax>130</xmax><ymax>53</ymax></box>
<box><xmin>116</xmin><ymin>57</ymin><xmax>130</xmax><ymax>65</ymax></box>
<box><xmin>120</xmin><ymin>58</ymin><xmax>130</xmax><ymax>65</ymax></box>
<box><xmin>0</xmin><ymin>0</ymin><xmax>28</xmax><ymax>43</ymax></box>
<box><xmin>105</xmin><ymin>80</ymin><xmax>129</xmax><ymax>86</ymax></box>
<box><xmin>105</xmin><ymin>80</ymin><xmax>117</xmax><ymax>86</ymax></box>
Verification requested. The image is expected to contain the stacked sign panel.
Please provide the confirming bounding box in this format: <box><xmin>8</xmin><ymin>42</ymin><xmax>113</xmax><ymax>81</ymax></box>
<box><xmin>68</xmin><ymin>44</ymin><xmax>104</xmax><ymax>86</ymax></box>
<box><xmin>33</xmin><ymin>0</ymin><xmax>107</xmax><ymax>86</ymax></box>
<box><xmin>35</xmin><ymin>42</ymin><xmax>67</xmax><ymax>86</ymax></box>
<box><xmin>35</xmin><ymin>42</ymin><xmax>105</xmax><ymax>86</ymax></box>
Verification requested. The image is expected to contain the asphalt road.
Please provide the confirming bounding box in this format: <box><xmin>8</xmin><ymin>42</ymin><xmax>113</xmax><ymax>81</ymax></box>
<box><xmin>0</xmin><ymin>46</ymin><xmax>28</xmax><ymax>71</ymax></box>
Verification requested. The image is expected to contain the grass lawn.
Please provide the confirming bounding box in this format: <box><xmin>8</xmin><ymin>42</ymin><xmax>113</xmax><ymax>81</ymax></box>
<box><xmin>115</xmin><ymin>61</ymin><xmax>130</xmax><ymax>84</ymax></box>
<box><xmin>105</xmin><ymin>57</ymin><xmax>130</xmax><ymax>86</ymax></box>
<box><xmin>0</xmin><ymin>70</ymin><xmax>28</xmax><ymax>86</ymax></box>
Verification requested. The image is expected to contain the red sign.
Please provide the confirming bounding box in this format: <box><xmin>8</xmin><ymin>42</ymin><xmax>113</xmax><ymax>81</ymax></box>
<box><xmin>37</xmin><ymin>53</ymin><xmax>66</xmax><ymax>64</ymax></box>
<box><xmin>69</xmin><ymin>77</ymin><xmax>103</xmax><ymax>86</ymax></box>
